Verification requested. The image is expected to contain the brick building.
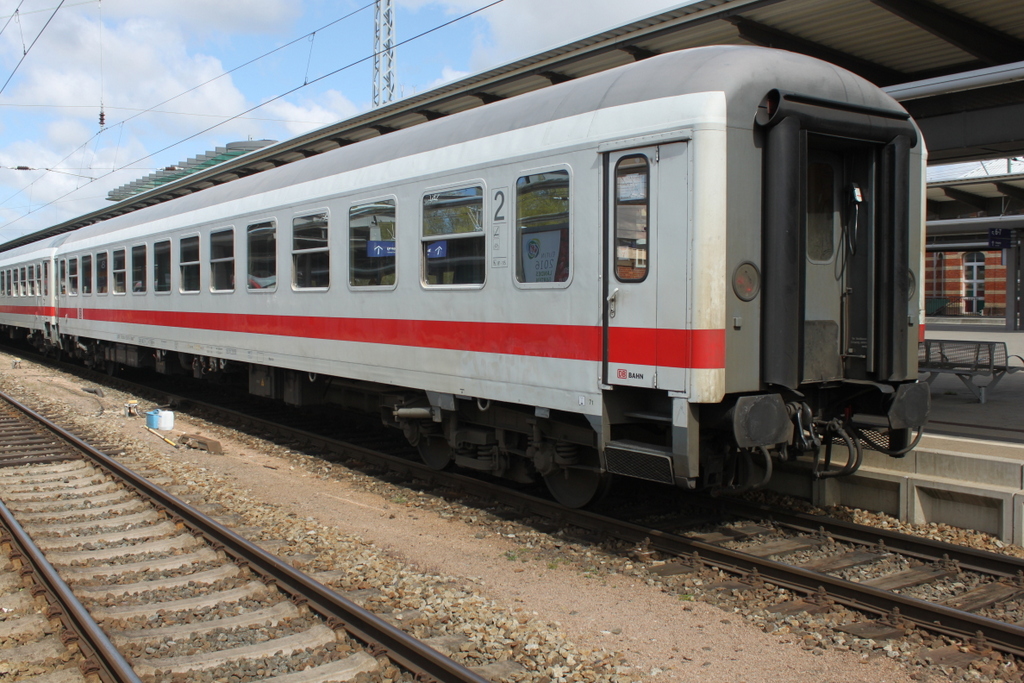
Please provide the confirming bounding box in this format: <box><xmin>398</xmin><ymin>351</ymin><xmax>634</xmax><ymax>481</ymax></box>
<box><xmin>925</xmin><ymin>250</ymin><xmax>1007</xmax><ymax>316</ymax></box>
<box><xmin>925</xmin><ymin>162</ymin><xmax>1023</xmax><ymax>320</ymax></box>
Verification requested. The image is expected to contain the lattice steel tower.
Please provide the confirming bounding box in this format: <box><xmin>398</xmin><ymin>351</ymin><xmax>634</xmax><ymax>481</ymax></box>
<box><xmin>373</xmin><ymin>0</ymin><xmax>396</xmax><ymax>108</ymax></box>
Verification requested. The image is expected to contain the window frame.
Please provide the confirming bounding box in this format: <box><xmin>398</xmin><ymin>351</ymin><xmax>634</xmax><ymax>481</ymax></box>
<box><xmin>613</xmin><ymin>155</ymin><xmax>651</xmax><ymax>283</ymax></box>
<box><xmin>179</xmin><ymin>233</ymin><xmax>201</xmax><ymax>294</ymax></box>
<box><xmin>348</xmin><ymin>196</ymin><xmax>398</xmax><ymax>291</ymax></box>
<box><xmin>131</xmin><ymin>244</ymin><xmax>147</xmax><ymax>294</ymax></box>
<box><xmin>67</xmin><ymin>258</ymin><xmax>79</xmax><ymax>296</ymax></box>
<box><xmin>246</xmin><ymin>219</ymin><xmax>278</xmax><ymax>293</ymax></box>
<box><xmin>420</xmin><ymin>182</ymin><xmax>487</xmax><ymax>289</ymax></box>
<box><xmin>153</xmin><ymin>239</ymin><xmax>171</xmax><ymax>294</ymax></box>
<box><xmin>95</xmin><ymin>252</ymin><xmax>108</xmax><ymax>295</ymax></box>
<box><xmin>209</xmin><ymin>228</ymin><xmax>235</xmax><ymax>293</ymax></box>
<box><xmin>81</xmin><ymin>255</ymin><xmax>93</xmax><ymax>295</ymax></box>
<box><xmin>112</xmin><ymin>248</ymin><xmax>127</xmax><ymax>295</ymax></box>
<box><xmin>513</xmin><ymin>166</ymin><xmax>573</xmax><ymax>290</ymax></box>
<box><xmin>291</xmin><ymin>210</ymin><xmax>331</xmax><ymax>291</ymax></box>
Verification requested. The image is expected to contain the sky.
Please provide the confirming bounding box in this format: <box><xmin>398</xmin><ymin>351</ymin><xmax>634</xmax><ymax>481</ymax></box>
<box><xmin>0</xmin><ymin>0</ymin><xmax>698</xmax><ymax>243</ymax></box>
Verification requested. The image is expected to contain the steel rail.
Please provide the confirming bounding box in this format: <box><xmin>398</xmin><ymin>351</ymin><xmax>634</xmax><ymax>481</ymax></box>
<box><xmin>126</xmin><ymin>387</ymin><xmax>1024</xmax><ymax>656</ymax></box>
<box><xmin>419</xmin><ymin>476</ymin><xmax>1024</xmax><ymax>657</ymax></box>
<box><xmin>15</xmin><ymin>356</ymin><xmax>1024</xmax><ymax>659</ymax></box>
<box><xmin>0</xmin><ymin>495</ymin><xmax>142</xmax><ymax>683</ymax></box>
<box><xmin>714</xmin><ymin>496</ymin><xmax>1024</xmax><ymax>578</ymax></box>
<box><xmin>0</xmin><ymin>389</ymin><xmax>490</xmax><ymax>683</ymax></box>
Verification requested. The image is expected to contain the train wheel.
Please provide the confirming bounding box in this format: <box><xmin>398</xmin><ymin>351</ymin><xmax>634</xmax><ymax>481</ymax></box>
<box><xmin>544</xmin><ymin>465</ymin><xmax>612</xmax><ymax>508</ymax></box>
<box><xmin>418</xmin><ymin>436</ymin><xmax>453</xmax><ymax>470</ymax></box>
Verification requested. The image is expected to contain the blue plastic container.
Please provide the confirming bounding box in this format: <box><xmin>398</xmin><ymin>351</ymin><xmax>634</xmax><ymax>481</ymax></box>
<box><xmin>146</xmin><ymin>410</ymin><xmax>160</xmax><ymax>429</ymax></box>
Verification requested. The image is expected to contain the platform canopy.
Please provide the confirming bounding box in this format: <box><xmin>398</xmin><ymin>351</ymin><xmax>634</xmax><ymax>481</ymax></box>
<box><xmin>3</xmin><ymin>0</ymin><xmax>1021</xmax><ymax>253</ymax></box>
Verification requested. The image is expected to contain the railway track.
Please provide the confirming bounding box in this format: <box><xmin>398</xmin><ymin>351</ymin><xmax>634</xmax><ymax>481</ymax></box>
<box><xmin>111</xmin><ymin>377</ymin><xmax>1024</xmax><ymax>671</ymax></box>
<box><xmin>9</xmin><ymin>348</ymin><xmax>1024</xmax><ymax>676</ymax></box>
<box><xmin>0</xmin><ymin>391</ymin><xmax>491</xmax><ymax>683</ymax></box>
<box><xmin>162</xmin><ymin>390</ymin><xmax>1024</xmax><ymax>673</ymax></box>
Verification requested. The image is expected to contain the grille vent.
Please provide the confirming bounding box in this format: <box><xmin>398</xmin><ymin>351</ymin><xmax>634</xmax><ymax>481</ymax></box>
<box><xmin>605</xmin><ymin>440</ymin><xmax>674</xmax><ymax>484</ymax></box>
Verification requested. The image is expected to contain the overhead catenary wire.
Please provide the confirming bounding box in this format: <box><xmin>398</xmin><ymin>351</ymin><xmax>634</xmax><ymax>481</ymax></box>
<box><xmin>0</xmin><ymin>0</ymin><xmax>27</xmax><ymax>40</ymax></box>
<box><xmin>0</xmin><ymin>0</ymin><xmax>66</xmax><ymax>97</ymax></box>
<box><xmin>0</xmin><ymin>1</ymin><xmax>376</xmax><ymax>214</ymax></box>
<box><xmin>0</xmin><ymin>0</ymin><xmax>506</xmax><ymax>235</ymax></box>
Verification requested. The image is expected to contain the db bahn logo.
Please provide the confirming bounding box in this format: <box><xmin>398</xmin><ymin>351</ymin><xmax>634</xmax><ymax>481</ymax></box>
<box><xmin>616</xmin><ymin>368</ymin><xmax>644</xmax><ymax>380</ymax></box>
<box><xmin>616</xmin><ymin>369</ymin><xmax>627</xmax><ymax>379</ymax></box>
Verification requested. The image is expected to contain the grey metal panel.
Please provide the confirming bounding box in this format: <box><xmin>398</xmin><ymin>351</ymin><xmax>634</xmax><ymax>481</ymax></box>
<box><xmin>916</xmin><ymin>101</ymin><xmax>1024</xmax><ymax>163</ymax></box>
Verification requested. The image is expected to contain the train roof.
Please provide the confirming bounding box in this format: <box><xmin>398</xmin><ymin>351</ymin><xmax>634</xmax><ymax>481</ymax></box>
<box><xmin>59</xmin><ymin>45</ymin><xmax>909</xmax><ymax>246</ymax></box>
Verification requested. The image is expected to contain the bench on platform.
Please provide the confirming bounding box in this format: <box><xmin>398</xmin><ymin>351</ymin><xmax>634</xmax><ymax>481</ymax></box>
<box><xmin>918</xmin><ymin>339</ymin><xmax>1024</xmax><ymax>403</ymax></box>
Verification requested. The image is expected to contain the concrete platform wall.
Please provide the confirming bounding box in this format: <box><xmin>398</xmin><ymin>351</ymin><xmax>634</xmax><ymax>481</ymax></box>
<box><xmin>768</xmin><ymin>438</ymin><xmax>1024</xmax><ymax>543</ymax></box>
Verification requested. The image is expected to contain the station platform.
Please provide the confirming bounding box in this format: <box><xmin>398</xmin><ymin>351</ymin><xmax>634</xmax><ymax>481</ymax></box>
<box><xmin>921</xmin><ymin>321</ymin><xmax>1024</xmax><ymax>445</ymax></box>
<box><xmin>769</xmin><ymin>321</ymin><xmax>1024</xmax><ymax>544</ymax></box>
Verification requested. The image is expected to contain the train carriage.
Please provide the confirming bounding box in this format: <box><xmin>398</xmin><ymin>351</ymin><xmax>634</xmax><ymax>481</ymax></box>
<box><xmin>0</xmin><ymin>239</ymin><xmax>58</xmax><ymax>350</ymax></box>
<box><xmin>0</xmin><ymin>46</ymin><xmax>929</xmax><ymax>507</ymax></box>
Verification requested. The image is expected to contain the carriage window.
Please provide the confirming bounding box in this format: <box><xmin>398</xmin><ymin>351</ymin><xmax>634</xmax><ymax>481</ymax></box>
<box><xmin>42</xmin><ymin>262</ymin><xmax>49</xmax><ymax>296</ymax></box>
<box><xmin>35</xmin><ymin>264</ymin><xmax>42</xmax><ymax>296</ymax></box>
<box><xmin>81</xmin><ymin>255</ymin><xmax>93</xmax><ymax>294</ymax></box>
<box><xmin>59</xmin><ymin>260</ymin><xmax>66</xmax><ymax>295</ymax></box>
<box><xmin>132</xmin><ymin>245</ymin><xmax>147</xmax><ymax>293</ymax></box>
<box><xmin>349</xmin><ymin>200</ymin><xmax>396</xmax><ymax>287</ymax></box>
<box><xmin>422</xmin><ymin>186</ymin><xmax>484</xmax><ymax>286</ymax></box>
<box><xmin>1</xmin><ymin>272</ymin><xmax>6</xmax><ymax>297</ymax></box>
<box><xmin>293</xmin><ymin>213</ymin><xmax>329</xmax><ymax>289</ymax></box>
<box><xmin>68</xmin><ymin>259</ymin><xmax>79</xmax><ymax>295</ymax></box>
<box><xmin>154</xmin><ymin>240</ymin><xmax>171</xmax><ymax>292</ymax></box>
<box><xmin>614</xmin><ymin>156</ymin><xmax>649</xmax><ymax>281</ymax></box>
<box><xmin>247</xmin><ymin>221</ymin><xmax>277</xmax><ymax>290</ymax></box>
<box><xmin>95</xmin><ymin>253</ymin><xmax>107</xmax><ymax>294</ymax></box>
<box><xmin>113</xmin><ymin>249</ymin><xmax>126</xmax><ymax>294</ymax></box>
<box><xmin>807</xmin><ymin>161</ymin><xmax>836</xmax><ymax>262</ymax></box>
<box><xmin>210</xmin><ymin>229</ymin><xmax>234</xmax><ymax>291</ymax></box>
<box><xmin>180</xmin><ymin>236</ymin><xmax>200</xmax><ymax>292</ymax></box>
<box><xmin>28</xmin><ymin>265</ymin><xmax>36</xmax><ymax>296</ymax></box>
<box><xmin>516</xmin><ymin>170</ymin><xmax>570</xmax><ymax>284</ymax></box>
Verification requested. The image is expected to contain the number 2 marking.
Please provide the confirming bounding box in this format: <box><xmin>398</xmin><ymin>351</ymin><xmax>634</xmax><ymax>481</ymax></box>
<box><xmin>493</xmin><ymin>190</ymin><xmax>506</xmax><ymax>222</ymax></box>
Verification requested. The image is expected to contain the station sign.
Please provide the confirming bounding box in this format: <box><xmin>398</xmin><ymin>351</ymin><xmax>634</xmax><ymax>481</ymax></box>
<box><xmin>988</xmin><ymin>228</ymin><xmax>1011</xmax><ymax>249</ymax></box>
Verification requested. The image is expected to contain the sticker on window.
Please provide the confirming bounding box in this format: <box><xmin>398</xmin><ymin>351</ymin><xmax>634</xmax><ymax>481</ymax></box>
<box><xmin>617</xmin><ymin>173</ymin><xmax>647</xmax><ymax>201</ymax></box>
<box><xmin>520</xmin><ymin>231</ymin><xmax>561</xmax><ymax>283</ymax></box>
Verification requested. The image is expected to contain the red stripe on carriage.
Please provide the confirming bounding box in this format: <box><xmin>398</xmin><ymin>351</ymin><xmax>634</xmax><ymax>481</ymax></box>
<box><xmin>0</xmin><ymin>305</ymin><xmax>56</xmax><ymax>316</ymax></box>
<box><xmin>606</xmin><ymin>327</ymin><xmax>725</xmax><ymax>369</ymax></box>
<box><xmin>65</xmin><ymin>308</ymin><xmax>726</xmax><ymax>369</ymax></box>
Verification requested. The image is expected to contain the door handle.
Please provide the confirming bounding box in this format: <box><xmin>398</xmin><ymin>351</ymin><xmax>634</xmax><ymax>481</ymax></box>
<box><xmin>607</xmin><ymin>288</ymin><xmax>620</xmax><ymax>318</ymax></box>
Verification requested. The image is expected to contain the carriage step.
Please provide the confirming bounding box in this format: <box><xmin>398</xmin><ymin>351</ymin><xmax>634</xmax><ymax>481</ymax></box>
<box><xmin>604</xmin><ymin>440</ymin><xmax>674</xmax><ymax>484</ymax></box>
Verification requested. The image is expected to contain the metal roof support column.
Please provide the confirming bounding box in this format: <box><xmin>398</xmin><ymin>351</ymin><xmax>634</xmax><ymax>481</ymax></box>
<box><xmin>373</xmin><ymin>0</ymin><xmax>396</xmax><ymax>108</ymax></box>
<box><xmin>1008</xmin><ymin>236</ymin><xmax>1021</xmax><ymax>331</ymax></box>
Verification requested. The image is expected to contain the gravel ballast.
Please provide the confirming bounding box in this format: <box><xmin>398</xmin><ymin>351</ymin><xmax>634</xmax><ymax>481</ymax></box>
<box><xmin>0</xmin><ymin>351</ymin><xmax>966</xmax><ymax>682</ymax></box>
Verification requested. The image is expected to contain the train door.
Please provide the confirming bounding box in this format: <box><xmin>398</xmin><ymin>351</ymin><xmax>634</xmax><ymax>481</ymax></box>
<box><xmin>803</xmin><ymin>138</ymin><xmax>878</xmax><ymax>383</ymax></box>
<box><xmin>603</xmin><ymin>142</ymin><xmax>688</xmax><ymax>390</ymax></box>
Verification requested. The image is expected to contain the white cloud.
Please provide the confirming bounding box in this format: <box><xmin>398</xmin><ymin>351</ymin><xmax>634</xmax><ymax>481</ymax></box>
<box><xmin>397</xmin><ymin>0</ymin><xmax>690</xmax><ymax>71</ymax></box>
<box><xmin>99</xmin><ymin>0</ymin><xmax>300</xmax><ymax>37</ymax></box>
<box><xmin>260</xmin><ymin>90</ymin><xmax>365</xmax><ymax>136</ymax></box>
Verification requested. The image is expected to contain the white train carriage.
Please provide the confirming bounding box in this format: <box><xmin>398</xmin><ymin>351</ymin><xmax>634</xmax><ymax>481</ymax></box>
<box><xmin>1</xmin><ymin>46</ymin><xmax>930</xmax><ymax>507</ymax></box>
<box><xmin>0</xmin><ymin>238</ymin><xmax>58</xmax><ymax>350</ymax></box>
